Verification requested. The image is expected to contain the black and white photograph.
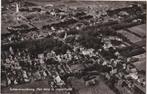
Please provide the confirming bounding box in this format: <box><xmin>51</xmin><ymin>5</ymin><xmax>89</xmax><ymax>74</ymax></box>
<box><xmin>1</xmin><ymin>0</ymin><xmax>146</xmax><ymax>94</ymax></box>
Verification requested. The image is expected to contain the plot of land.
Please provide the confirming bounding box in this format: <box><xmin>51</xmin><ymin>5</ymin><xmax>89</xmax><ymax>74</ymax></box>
<box><xmin>117</xmin><ymin>30</ymin><xmax>142</xmax><ymax>43</ymax></box>
<box><xmin>128</xmin><ymin>24</ymin><xmax>146</xmax><ymax>38</ymax></box>
<box><xmin>132</xmin><ymin>53</ymin><xmax>146</xmax><ymax>71</ymax></box>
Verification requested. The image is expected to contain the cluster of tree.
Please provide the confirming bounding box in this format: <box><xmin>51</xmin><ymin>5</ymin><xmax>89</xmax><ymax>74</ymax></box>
<box><xmin>77</xmin><ymin>34</ymin><xmax>102</xmax><ymax>49</ymax></box>
<box><xmin>107</xmin><ymin>4</ymin><xmax>143</xmax><ymax>16</ymax></box>
<box><xmin>59</xmin><ymin>22</ymin><xmax>133</xmax><ymax>48</ymax></box>
<box><xmin>123</xmin><ymin>13</ymin><xmax>146</xmax><ymax>23</ymax></box>
<box><xmin>42</xmin><ymin>18</ymin><xmax>78</xmax><ymax>29</ymax></box>
<box><xmin>2</xmin><ymin>37</ymin><xmax>72</xmax><ymax>55</ymax></box>
<box><xmin>7</xmin><ymin>24</ymin><xmax>37</xmax><ymax>33</ymax></box>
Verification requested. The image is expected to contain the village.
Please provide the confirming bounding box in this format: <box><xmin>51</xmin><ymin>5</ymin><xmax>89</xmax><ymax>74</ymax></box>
<box><xmin>1</xmin><ymin>0</ymin><xmax>146</xmax><ymax>94</ymax></box>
